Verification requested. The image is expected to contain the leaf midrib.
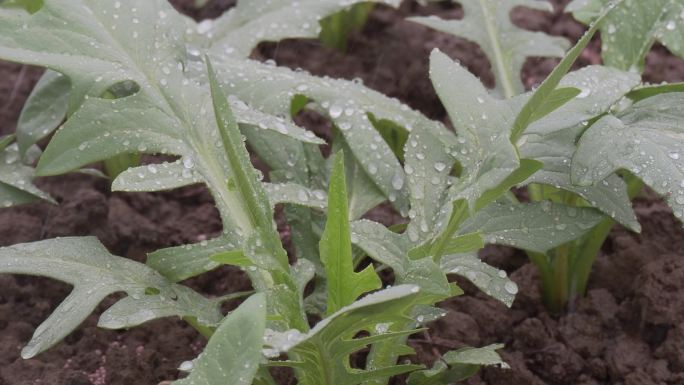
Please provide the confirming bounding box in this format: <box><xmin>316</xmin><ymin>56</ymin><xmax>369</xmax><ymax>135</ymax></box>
<box><xmin>83</xmin><ymin>2</ymin><xmax>257</xmax><ymax>234</ymax></box>
<box><xmin>477</xmin><ymin>0</ymin><xmax>516</xmax><ymax>98</ymax></box>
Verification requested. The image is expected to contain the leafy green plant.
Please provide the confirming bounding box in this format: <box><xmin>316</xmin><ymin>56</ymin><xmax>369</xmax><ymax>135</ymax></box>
<box><xmin>415</xmin><ymin>0</ymin><xmax>684</xmax><ymax>312</ymax></box>
<box><xmin>411</xmin><ymin>0</ymin><xmax>570</xmax><ymax>98</ymax></box>
<box><xmin>2</xmin><ymin>0</ymin><xmax>682</xmax><ymax>383</ymax></box>
<box><xmin>0</xmin><ymin>0</ymin><xmax>511</xmax><ymax>383</ymax></box>
<box><xmin>3</xmin><ymin>0</ymin><xmax>401</xmax><ymax>184</ymax></box>
<box><xmin>567</xmin><ymin>0</ymin><xmax>684</xmax><ymax>71</ymax></box>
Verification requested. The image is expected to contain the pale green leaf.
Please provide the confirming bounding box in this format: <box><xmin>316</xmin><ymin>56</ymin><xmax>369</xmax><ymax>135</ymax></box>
<box><xmin>205</xmin><ymin>0</ymin><xmax>401</xmax><ymax>58</ymax></box>
<box><xmin>112</xmin><ymin>160</ymin><xmax>203</xmax><ymax>192</ymax></box>
<box><xmin>351</xmin><ymin>219</ymin><xmax>411</xmax><ymax>276</ymax></box>
<box><xmin>398</xmin><ymin>257</ymin><xmax>452</xmax><ymax>298</ymax></box>
<box><xmin>291</xmin><ymin>259</ymin><xmax>316</xmax><ymax>297</ymax></box>
<box><xmin>567</xmin><ymin>0</ymin><xmax>684</xmax><ymax>71</ymax></box>
<box><xmin>0</xmin><ymin>237</ymin><xmax>219</xmax><ymax>358</ymax></box>
<box><xmin>407</xmin><ymin>344</ymin><xmax>506</xmax><ymax>385</ymax></box>
<box><xmin>0</xmin><ymin>1</ymin><xmax>309</xmax><ymax>330</ymax></box>
<box><xmin>403</xmin><ymin>118</ymin><xmax>459</xmax><ymax>244</ymax></box>
<box><xmin>229</xmin><ymin>97</ymin><xmax>324</xmax><ymax>145</ymax></box>
<box><xmin>99</xmin><ymin>284</ymin><xmax>223</xmax><ymax>329</ymax></box>
<box><xmin>0</xmin><ymin>142</ymin><xmax>53</xmax><ymax>207</ymax></box>
<box><xmin>411</xmin><ymin>0</ymin><xmax>569</xmax><ymax>98</ymax></box>
<box><xmin>441</xmin><ymin>233</ymin><xmax>485</xmax><ymax>255</ymax></box>
<box><xmin>208</xmin><ymin>59</ymin><xmax>307</xmax><ymax>329</ymax></box>
<box><xmin>459</xmin><ymin>201</ymin><xmax>605</xmax><ymax>253</ymax></box>
<box><xmin>524</xmin><ymin>66</ymin><xmax>641</xmax><ymax>136</ymax></box>
<box><xmin>429</xmin><ymin>50</ymin><xmax>522</xmax><ymax>212</ymax></box>
<box><xmin>511</xmin><ymin>2</ymin><xmax>615</xmax><ymax>142</ymax></box>
<box><xmin>519</xmin><ymin>65</ymin><xmax>642</xmax><ymax>230</ymax></box>
<box><xmin>16</xmin><ymin>70</ymin><xmax>70</xmax><ymax>157</ymax></box>
<box><xmin>264</xmin><ymin>182</ymin><xmax>327</xmax><ymax>210</ymax></box>
<box><xmin>521</xmin><ymin>127</ymin><xmax>639</xmax><ymax>230</ymax></box>
<box><xmin>0</xmin><ymin>0</ymin><xmax>249</xmax><ymax>234</ymax></box>
<box><xmin>174</xmin><ymin>293</ymin><xmax>266</xmax><ymax>385</ymax></box>
<box><xmin>147</xmin><ymin>236</ymin><xmax>240</xmax><ymax>283</ymax></box>
<box><xmin>211</xmin><ymin>54</ymin><xmax>448</xmax><ymax>215</ymax></box>
<box><xmin>440</xmin><ymin>253</ymin><xmax>517</xmax><ymax>307</ymax></box>
<box><xmin>114</xmin><ymin>161</ymin><xmax>327</xmax><ymax>209</ymax></box>
<box><xmin>572</xmin><ymin>93</ymin><xmax>684</xmax><ymax>222</ymax></box>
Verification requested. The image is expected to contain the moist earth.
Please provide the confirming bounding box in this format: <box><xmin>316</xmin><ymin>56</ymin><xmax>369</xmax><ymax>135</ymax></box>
<box><xmin>1</xmin><ymin>1</ymin><xmax>683</xmax><ymax>384</ymax></box>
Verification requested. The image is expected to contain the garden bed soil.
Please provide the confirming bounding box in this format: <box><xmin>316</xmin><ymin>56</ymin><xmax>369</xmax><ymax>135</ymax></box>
<box><xmin>1</xmin><ymin>1</ymin><xmax>684</xmax><ymax>384</ymax></box>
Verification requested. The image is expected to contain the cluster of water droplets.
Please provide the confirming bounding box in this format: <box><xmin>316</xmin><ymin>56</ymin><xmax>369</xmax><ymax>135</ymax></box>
<box><xmin>446</xmin><ymin>255</ymin><xmax>518</xmax><ymax>306</ymax></box>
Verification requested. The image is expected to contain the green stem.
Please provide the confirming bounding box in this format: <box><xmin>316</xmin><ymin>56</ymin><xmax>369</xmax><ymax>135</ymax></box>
<box><xmin>527</xmin><ymin>183</ymin><xmax>544</xmax><ymax>202</ymax></box>
<box><xmin>527</xmin><ymin>250</ymin><xmax>555</xmax><ymax>304</ymax></box>
<box><xmin>551</xmin><ymin>243</ymin><xmax>571</xmax><ymax>312</ymax></box>
<box><xmin>569</xmin><ymin>217</ymin><xmax>613</xmax><ymax>297</ymax></box>
<box><xmin>569</xmin><ymin>175</ymin><xmax>644</xmax><ymax>299</ymax></box>
<box><xmin>104</xmin><ymin>152</ymin><xmax>141</xmax><ymax>179</ymax></box>
<box><xmin>183</xmin><ymin>316</ymin><xmax>215</xmax><ymax>339</ymax></box>
<box><xmin>530</xmin><ymin>174</ymin><xmax>644</xmax><ymax>312</ymax></box>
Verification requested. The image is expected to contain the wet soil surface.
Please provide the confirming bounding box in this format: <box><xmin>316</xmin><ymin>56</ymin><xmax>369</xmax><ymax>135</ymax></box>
<box><xmin>1</xmin><ymin>1</ymin><xmax>683</xmax><ymax>384</ymax></box>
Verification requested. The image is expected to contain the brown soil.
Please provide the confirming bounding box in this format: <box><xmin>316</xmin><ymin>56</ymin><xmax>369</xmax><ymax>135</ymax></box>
<box><xmin>1</xmin><ymin>1</ymin><xmax>683</xmax><ymax>384</ymax></box>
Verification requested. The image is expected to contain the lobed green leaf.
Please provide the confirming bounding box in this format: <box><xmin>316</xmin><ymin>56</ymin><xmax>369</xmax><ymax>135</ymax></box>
<box><xmin>572</xmin><ymin>93</ymin><xmax>684</xmax><ymax>223</ymax></box>
<box><xmin>320</xmin><ymin>151</ymin><xmax>381</xmax><ymax>315</ymax></box>
<box><xmin>0</xmin><ymin>237</ymin><xmax>222</xmax><ymax>358</ymax></box>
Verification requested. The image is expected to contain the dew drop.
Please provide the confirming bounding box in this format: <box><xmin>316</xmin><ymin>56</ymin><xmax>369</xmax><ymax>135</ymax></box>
<box><xmin>504</xmin><ymin>281</ymin><xmax>519</xmax><ymax>295</ymax></box>
<box><xmin>183</xmin><ymin>157</ymin><xmax>195</xmax><ymax>169</ymax></box>
<box><xmin>196</xmin><ymin>19</ymin><xmax>213</xmax><ymax>34</ymax></box>
<box><xmin>329</xmin><ymin>105</ymin><xmax>343</xmax><ymax>119</ymax></box>
<box><xmin>577</xmin><ymin>88</ymin><xmax>591</xmax><ymax>99</ymax></box>
<box><xmin>179</xmin><ymin>361</ymin><xmax>194</xmax><ymax>372</ymax></box>
<box><xmin>392</xmin><ymin>172</ymin><xmax>404</xmax><ymax>190</ymax></box>
<box><xmin>368</xmin><ymin>164</ymin><xmax>378</xmax><ymax>175</ymax></box>
<box><xmin>375</xmin><ymin>323</ymin><xmax>390</xmax><ymax>334</ymax></box>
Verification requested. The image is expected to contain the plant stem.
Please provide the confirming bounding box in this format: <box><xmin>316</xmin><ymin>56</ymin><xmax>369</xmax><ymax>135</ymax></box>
<box><xmin>104</xmin><ymin>153</ymin><xmax>141</xmax><ymax>179</ymax></box>
<box><xmin>531</xmin><ymin>174</ymin><xmax>645</xmax><ymax>312</ymax></box>
<box><xmin>569</xmin><ymin>174</ymin><xmax>644</xmax><ymax>300</ymax></box>
<box><xmin>183</xmin><ymin>316</ymin><xmax>215</xmax><ymax>339</ymax></box>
